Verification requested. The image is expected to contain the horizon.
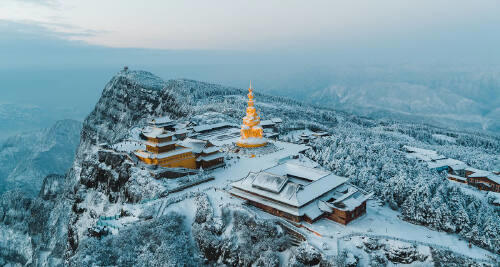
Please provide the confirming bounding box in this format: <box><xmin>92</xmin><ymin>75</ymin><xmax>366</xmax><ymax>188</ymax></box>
<box><xmin>0</xmin><ymin>0</ymin><xmax>499</xmax><ymax>134</ymax></box>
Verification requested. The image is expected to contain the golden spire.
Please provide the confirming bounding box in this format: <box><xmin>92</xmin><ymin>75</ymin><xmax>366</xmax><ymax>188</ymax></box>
<box><xmin>237</xmin><ymin>81</ymin><xmax>267</xmax><ymax>148</ymax></box>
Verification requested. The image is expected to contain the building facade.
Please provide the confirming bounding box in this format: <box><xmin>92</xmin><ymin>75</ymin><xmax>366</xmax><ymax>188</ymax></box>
<box><xmin>230</xmin><ymin>163</ymin><xmax>371</xmax><ymax>225</ymax></box>
<box><xmin>135</xmin><ymin>126</ymin><xmax>197</xmax><ymax>169</ymax></box>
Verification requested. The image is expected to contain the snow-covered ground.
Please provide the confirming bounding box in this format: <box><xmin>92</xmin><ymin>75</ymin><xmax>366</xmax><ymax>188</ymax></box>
<box><xmin>112</xmin><ymin>139</ymin><xmax>144</xmax><ymax>152</ymax></box>
<box><xmin>105</xmin><ymin>138</ymin><xmax>496</xmax><ymax>263</ymax></box>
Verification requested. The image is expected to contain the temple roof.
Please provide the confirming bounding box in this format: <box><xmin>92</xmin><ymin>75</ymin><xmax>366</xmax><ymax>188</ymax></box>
<box><xmin>142</xmin><ymin>126</ymin><xmax>173</xmax><ymax>138</ymax></box>
<box><xmin>263</xmin><ymin>163</ymin><xmax>330</xmax><ymax>182</ymax></box>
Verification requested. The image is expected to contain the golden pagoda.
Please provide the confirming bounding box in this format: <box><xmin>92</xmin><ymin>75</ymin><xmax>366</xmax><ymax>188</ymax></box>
<box><xmin>236</xmin><ymin>82</ymin><xmax>267</xmax><ymax>148</ymax></box>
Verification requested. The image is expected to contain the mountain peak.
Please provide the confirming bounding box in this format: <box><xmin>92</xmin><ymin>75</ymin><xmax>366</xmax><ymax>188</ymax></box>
<box><xmin>114</xmin><ymin>70</ymin><xmax>167</xmax><ymax>91</ymax></box>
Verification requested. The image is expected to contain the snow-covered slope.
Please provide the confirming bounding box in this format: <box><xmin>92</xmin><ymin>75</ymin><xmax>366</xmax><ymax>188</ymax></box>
<box><xmin>0</xmin><ymin>119</ymin><xmax>82</xmax><ymax>195</ymax></box>
<box><xmin>1</xmin><ymin>69</ymin><xmax>498</xmax><ymax>266</ymax></box>
<box><xmin>306</xmin><ymin>82</ymin><xmax>498</xmax><ymax>132</ymax></box>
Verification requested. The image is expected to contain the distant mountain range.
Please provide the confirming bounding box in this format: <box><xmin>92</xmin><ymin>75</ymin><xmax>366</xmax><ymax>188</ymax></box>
<box><xmin>0</xmin><ymin>103</ymin><xmax>86</xmax><ymax>140</ymax></box>
<box><xmin>0</xmin><ymin>119</ymin><xmax>82</xmax><ymax>195</ymax></box>
<box><xmin>272</xmin><ymin>67</ymin><xmax>500</xmax><ymax>134</ymax></box>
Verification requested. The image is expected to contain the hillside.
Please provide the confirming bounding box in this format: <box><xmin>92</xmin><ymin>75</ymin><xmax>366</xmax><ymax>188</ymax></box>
<box><xmin>0</xmin><ymin>70</ymin><xmax>498</xmax><ymax>266</ymax></box>
<box><xmin>275</xmin><ymin>66</ymin><xmax>500</xmax><ymax>134</ymax></box>
<box><xmin>0</xmin><ymin>119</ymin><xmax>82</xmax><ymax>196</ymax></box>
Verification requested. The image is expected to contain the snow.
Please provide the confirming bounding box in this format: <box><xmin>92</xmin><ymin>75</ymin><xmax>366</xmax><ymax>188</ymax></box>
<box><xmin>427</xmin><ymin>158</ymin><xmax>466</xmax><ymax>170</ymax></box>
<box><xmin>103</xmin><ymin>123</ymin><xmax>498</xmax><ymax>264</ymax></box>
<box><xmin>196</xmin><ymin>152</ymin><xmax>224</xmax><ymax>161</ymax></box>
<box><xmin>260</xmin><ymin>119</ymin><xmax>276</xmax><ymax>127</ymax></box>
<box><xmin>142</xmin><ymin>126</ymin><xmax>173</xmax><ymax>138</ymax></box>
<box><xmin>191</xmin><ymin>127</ymin><xmax>240</xmax><ymax>146</ymax></box>
<box><xmin>134</xmin><ymin>146</ymin><xmax>192</xmax><ymax>159</ymax></box>
<box><xmin>237</xmin><ymin>137</ymin><xmax>267</xmax><ymax>145</ymax></box>
<box><xmin>148</xmin><ymin>115</ymin><xmax>172</xmax><ymax>125</ymax></box>
<box><xmin>263</xmin><ymin>162</ymin><xmax>330</xmax><ymax>181</ymax></box>
<box><xmin>202</xmin><ymin>146</ymin><xmax>220</xmax><ymax>154</ymax></box>
<box><xmin>403</xmin><ymin>145</ymin><xmax>469</xmax><ymax>171</ymax></box>
<box><xmin>487</xmin><ymin>191</ymin><xmax>500</xmax><ymax>205</ymax></box>
<box><xmin>300</xmin><ymin>200</ymin><xmax>497</xmax><ymax>261</ymax></box>
<box><xmin>468</xmin><ymin>170</ymin><xmax>500</xmax><ymax>184</ymax></box>
<box><xmin>232</xmin><ymin>164</ymin><xmax>337</xmax><ymax>208</ymax></box>
<box><xmin>251</xmin><ymin>172</ymin><xmax>288</xmax><ymax>193</ymax></box>
<box><xmin>144</xmin><ymin>140</ymin><xmax>176</xmax><ymax>147</ymax></box>
<box><xmin>112</xmin><ymin>140</ymin><xmax>145</xmax><ymax>152</ymax></box>
<box><xmin>192</xmin><ymin>122</ymin><xmax>235</xmax><ymax>133</ymax></box>
<box><xmin>271</xmin><ymin>117</ymin><xmax>283</xmax><ymax>123</ymax></box>
<box><xmin>448</xmin><ymin>174</ymin><xmax>467</xmax><ymax>182</ymax></box>
<box><xmin>432</xmin><ymin>134</ymin><xmax>457</xmax><ymax>143</ymax></box>
<box><xmin>119</xmin><ymin>70</ymin><xmax>167</xmax><ymax>91</ymax></box>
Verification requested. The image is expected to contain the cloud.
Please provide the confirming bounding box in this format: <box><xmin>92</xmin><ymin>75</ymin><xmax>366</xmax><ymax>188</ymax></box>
<box><xmin>0</xmin><ymin>19</ymin><xmax>105</xmax><ymax>42</ymax></box>
<box><xmin>12</xmin><ymin>0</ymin><xmax>59</xmax><ymax>7</ymax></box>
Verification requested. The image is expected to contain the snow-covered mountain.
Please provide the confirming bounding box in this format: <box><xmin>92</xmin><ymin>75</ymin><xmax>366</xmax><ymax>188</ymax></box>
<box><xmin>1</xmin><ymin>70</ymin><xmax>498</xmax><ymax>266</ymax></box>
<box><xmin>305</xmin><ymin>81</ymin><xmax>499</xmax><ymax>133</ymax></box>
<box><xmin>0</xmin><ymin>119</ymin><xmax>82</xmax><ymax>195</ymax></box>
<box><xmin>0</xmin><ymin>104</ymin><xmax>86</xmax><ymax>140</ymax></box>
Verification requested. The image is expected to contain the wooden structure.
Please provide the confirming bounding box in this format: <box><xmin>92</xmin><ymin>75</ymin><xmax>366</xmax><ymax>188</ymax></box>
<box><xmin>181</xmin><ymin>138</ymin><xmax>225</xmax><ymax>169</ymax></box>
<box><xmin>135</xmin><ymin>126</ymin><xmax>196</xmax><ymax>169</ymax></box>
<box><xmin>230</xmin><ymin>163</ymin><xmax>371</xmax><ymax>225</ymax></box>
<box><xmin>466</xmin><ymin>169</ymin><xmax>500</xmax><ymax>192</ymax></box>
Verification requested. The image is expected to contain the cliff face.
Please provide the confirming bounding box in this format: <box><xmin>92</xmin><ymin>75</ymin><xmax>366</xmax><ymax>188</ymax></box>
<box><xmin>0</xmin><ymin>70</ymin><xmax>192</xmax><ymax>266</ymax></box>
<box><xmin>79</xmin><ymin>70</ymin><xmax>187</xmax><ymax>147</ymax></box>
<box><xmin>65</xmin><ymin>70</ymin><xmax>190</xmax><ymax>258</ymax></box>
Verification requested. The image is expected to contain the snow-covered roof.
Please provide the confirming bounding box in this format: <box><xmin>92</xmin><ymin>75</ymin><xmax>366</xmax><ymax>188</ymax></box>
<box><xmin>323</xmin><ymin>185</ymin><xmax>372</xmax><ymax>212</ymax></box>
<box><xmin>466</xmin><ymin>167</ymin><xmax>482</xmax><ymax>173</ymax></box>
<box><xmin>193</xmin><ymin>122</ymin><xmax>235</xmax><ymax>133</ymax></box>
<box><xmin>142</xmin><ymin>127</ymin><xmax>173</xmax><ymax>139</ymax></box>
<box><xmin>468</xmin><ymin>171</ymin><xmax>500</xmax><ymax>184</ymax></box>
<box><xmin>175</xmin><ymin>129</ymin><xmax>189</xmax><ymax>135</ymax></box>
<box><xmin>148</xmin><ymin>116</ymin><xmax>172</xmax><ymax>125</ymax></box>
<box><xmin>427</xmin><ymin>158</ymin><xmax>466</xmax><ymax>170</ymax></box>
<box><xmin>263</xmin><ymin>163</ymin><xmax>330</xmax><ymax>181</ymax></box>
<box><xmin>203</xmin><ymin>146</ymin><xmax>220</xmax><ymax>154</ymax></box>
<box><xmin>231</xmin><ymin>170</ymin><xmax>370</xmax><ymax>220</ymax></box>
<box><xmin>312</xmin><ymin>131</ymin><xmax>329</xmax><ymax>136</ymax></box>
<box><xmin>232</xmin><ymin>170</ymin><xmax>347</xmax><ymax>208</ymax></box>
<box><xmin>134</xmin><ymin>146</ymin><xmax>192</xmax><ymax>159</ymax></box>
<box><xmin>403</xmin><ymin>146</ymin><xmax>446</xmax><ymax>162</ymax></box>
<box><xmin>145</xmin><ymin>140</ymin><xmax>176</xmax><ymax>147</ymax></box>
<box><xmin>179</xmin><ymin>138</ymin><xmax>220</xmax><ymax>154</ymax></box>
<box><xmin>251</xmin><ymin>172</ymin><xmax>288</xmax><ymax>193</ymax></box>
<box><xmin>196</xmin><ymin>152</ymin><xmax>224</xmax><ymax>162</ymax></box>
<box><xmin>403</xmin><ymin>146</ymin><xmax>469</xmax><ymax>171</ymax></box>
<box><xmin>260</xmin><ymin>120</ymin><xmax>275</xmax><ymax>127</ymax></box>
<box><xmin>179</xmin><ymin>138</ymin><xmax>207</xmax><ymax>153</ymax></box>
<box><xmin>271</xmin><ymin>117</ymin><xmax>282</xmax><ymax>123</ymax></box>
<box><xmin>448</xmin><ymin>174</ymin><xmax>467</xmax><ymax>181</ymax></box>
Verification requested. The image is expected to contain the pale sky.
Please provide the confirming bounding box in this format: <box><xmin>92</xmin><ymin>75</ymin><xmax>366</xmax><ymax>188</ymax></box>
<box><xmin>1</xmin><ymin>0</ymin><xmax>499</xmax><ymax>50</ymax></box>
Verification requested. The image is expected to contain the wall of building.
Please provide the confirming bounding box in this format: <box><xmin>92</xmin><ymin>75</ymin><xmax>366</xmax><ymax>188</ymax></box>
<box><xmin>159</xmin><ymin>153</ymin><xmax>197</xmax><ymax>169</ymax></box>
<box><xmin>146</xmin><ymin>144</ymin><xmax>175</xmax><ymax>153</ymax></box>
<box><xmin>468</xmin><ymin>177</ymin><xmax>500</xmax><ymax>192</ymax></box>
<box><xmin>146</xmin><ymin>136</ymin><xmax>172</xmax><ymax>143</ymax></box>
<box><xmin>326</xmin><ymin>201</ymin><xmax>366</xmax><ymax>225</ymax></box>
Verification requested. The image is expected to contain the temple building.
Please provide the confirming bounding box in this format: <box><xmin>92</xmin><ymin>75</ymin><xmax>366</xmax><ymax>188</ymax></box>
<box><xmin>181</xmin><ymin>138</ymin><xmax>225</xmax><ymax>170</ymax></box>
<box><xmin>236</xmin><ymin>82</ymin><xmax>267</xmax><ymax>148</ymax></box>
<box><xmin>230</xmin><ymin>163</ymin><xmax>372</xmax><ymax>225</ymax></box>
<box><xmin>134</xmin><ymin>126</ymin><xmax>197</xmax><ymax>169</ymax></box>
